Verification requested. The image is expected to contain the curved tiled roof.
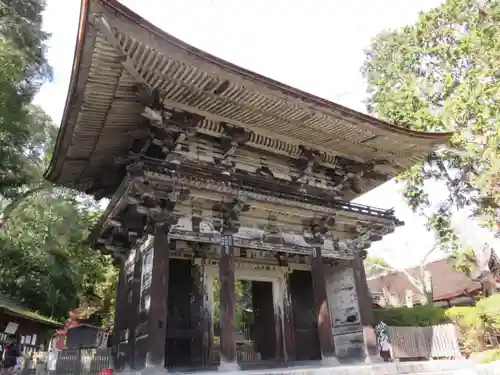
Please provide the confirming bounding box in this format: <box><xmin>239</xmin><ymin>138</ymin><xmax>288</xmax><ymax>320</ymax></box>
<box><xmin>45</xmin><ymin>0</ymin><xmax>452</xmax><ymax>196</ymax></box>
<box><xmin>368</xmin><ymin>258</ymin><xmax>482</xmax><ymax>304</ymax></box>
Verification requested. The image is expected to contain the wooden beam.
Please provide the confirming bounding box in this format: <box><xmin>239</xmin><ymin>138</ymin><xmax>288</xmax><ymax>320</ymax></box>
<box><xmin>218</xmin><ymin>233</ymin><xmax>238</xmax><ymax>370</ymax></box>
<box><xmin>213</xmin><ymin>198</ymin><xmax>248</xmax><ymax>371</ymax></box>
<box><xmin>112</xmin><ymin>261</ymin><xmax>128</xmax><ymax>370</ymax></box>
<box><xmin>144</xmin><ymin>222</ymin><xmax>171</xmax><ymax>369</ymax></box>
<box><xmin>311</xmin><ymin>247</ymin><xmax>338</xmax><ymax>363</ymax></box>
<box><xmin>282</xmin><ymin>273</ymin><xmax>296</xmax><ymax>361</ymax></box>
<box><xmin>126</xmin><ymin>249</ymin><xmax>142</xmax><ymax>369</ymax></box>
<box><xmin>352</xmin><ymin>252</ymin><xmax>381</xmax><ymax>363</ymax></box>
<box><xmin>189</xmin><ymin>255</ymin><xmax>205</xmax><ymax>366</ymax></box>
<box><xmin>140</xmin><ymin>167</ymin><xmax>398</xmax><ymax>224</ymax></box>
<box><xmin>307</xmin><ymin>219</ymin><xmax>339</xmax><ymax>364</ymax></box>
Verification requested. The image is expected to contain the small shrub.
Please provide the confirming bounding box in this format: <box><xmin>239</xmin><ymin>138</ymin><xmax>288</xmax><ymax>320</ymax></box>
<box><xmin>446</xmin><ymin>295</ymin><xmax>500</xmax><ymax>353</ymax></box>
<box><xmin>480</xmin><ymin>349</ymin><xmax>500</xmax><ymax>364</ymax></box>
<box><xmin>446</xmin><ymin>306</ymin><xmax>485</xmax><ymax>352</ymax></box>
<box><xmin>476</xmin><ymin>294</ymin><xmax>500</xmax><ymax>331</ymax></box>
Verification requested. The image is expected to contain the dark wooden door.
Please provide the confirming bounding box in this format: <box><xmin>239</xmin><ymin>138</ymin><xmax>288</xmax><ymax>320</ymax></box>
<box><xmin>251</xmin><ymin>281</ymin><xmax>276</xmax><ymax>360</ymax></box>
<box><xmin>166</xmin><ymin>259</ymin><xmax>194</xmax><ymax>368</ymax></box>
<box><xmin>289</xmin><ymin>270</ymin><xmax>321</xmax><ymax>360</ymax></box>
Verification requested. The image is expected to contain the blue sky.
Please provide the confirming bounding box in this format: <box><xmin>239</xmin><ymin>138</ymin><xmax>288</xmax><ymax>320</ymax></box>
<box><xmin>34</xmin><ymin>0</ymin><xmax>497</xmax><ymax>268</ymax></box>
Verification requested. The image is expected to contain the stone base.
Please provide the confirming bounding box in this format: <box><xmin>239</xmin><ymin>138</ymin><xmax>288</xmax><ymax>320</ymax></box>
<box><xmin>116</xmin><ymin>368</ymin><xmax>138</xmax><ymax>375</ymax></box>
<box><xmin>364</xmin><ymin>354</ymin><xmax>385</xmax><ymax>364</ymax></box>
<box><xmin>115</xmin><ymin>359</ymin><xmax>500</xmax><ymax>375</ymax></box>
<box><xmin>141</xmin><ymin>366</ymin><xmax>167</xmax><ymax>375</ymax></box>
<box><xmin>321</xmin><ymin>356</ymin><xmax>340</xmax><ymax>366</ymax></box>
<box><xmin>217</xmin><ymin>360</ymin><xmax>240</xmax><ymax>372</ymax></box>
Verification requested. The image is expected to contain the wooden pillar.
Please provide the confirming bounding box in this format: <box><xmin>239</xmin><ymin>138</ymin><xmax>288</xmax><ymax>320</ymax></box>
<box><xmin>204</xmin><ymin>271</ymin><xmax>215</xmax><ymax>367</ymax></box>
<box><xmin>282</xmin><ymin>273</ymin><xmax>296</xmax><ymax>361</ymax></box>
<box><xmin>218</xmin><ymin>233</ymin><xmax>238</xmax><ymax>370</ymax></box>
<box><xmin>126</xmin><ymin>249</ymin><xmax>142</xmax><ymax>369</ymax></box>
<box><xmin>310</xmin><ymin>244</ymin><xmax>338</xmax><ymax>363</ymax></box>
<box><xmin>352</xmin><ymin>252</ymin><xmax>380</xmax><ymax>362</ymax></box>
<box><xmin>190</xmin><ymin>262</ymin><xmax>205</xmax><ymax>366</ymax></box>
<box><xmin>213</xmin><ymin>198</ymin><xmax>248</xmax><ymax>371</ymax></box>
<box><xmin>112</xmin><ymin>261</ymin><xmax>127</xmax><ymax>369</ymax></box>
<box><xmin>275</xmin><ymin>324</ymin><xmax>284</xmax><ymax>361</ymax></box>
<box><xmin>145</xmin><ymin>222</ymin><xmax>171</xmax><ymax>369</ymax></box>
<box><xmin>273</xmin><ymin>280</ymin><xmax>284</xmax><ymax>361</ymax></box>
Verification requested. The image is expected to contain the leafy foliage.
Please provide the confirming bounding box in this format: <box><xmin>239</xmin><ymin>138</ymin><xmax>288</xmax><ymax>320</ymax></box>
<box><xmin>481</xmin><ymin>349</ymin><xmax>500</xmax><ymax>364</ymax></box>
<box><xmin>374</xmin><ymin>305</ymin><xmax>448</xmax><ymax>326</ymax></box>
<box><xmin>0</xmin><ymin>0</ymin><xmax>118</xmax><ymax>325</ymax></box>
<box><xmin>446</xmin><ymin>294</ymin><xmax>500</xmax><ymax>353</ymax></box>
<box><xmin>0</xmin><ymin>190</ymin><xmax>117</xmax><ymax>322</ymax></box>
<box><xmin>0</xmin><ymin>0</ymin><xmax>53</xmax><ymax>197</ymax></box>
<box><xmin>213</xmin><ymin>278</ymin><xmax>246</xmax><ymax>329</ymax></box>
<box><xmin>452</xmin><ymin>247</ymin><xmax>477</xmax><ymax>277</ymax></box>
<box><xmin>362</xmin><ymin>0</ymin><xmax>500</xmax><ymax>246</ymax></box>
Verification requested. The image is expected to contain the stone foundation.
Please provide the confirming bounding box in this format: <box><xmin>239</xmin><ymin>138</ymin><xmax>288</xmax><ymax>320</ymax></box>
<box><xmin>234</xmin><ymin>361</ymin><xmax>500</xmax><ymax>375</ymax></box>
<box><xmin>125</xmin><ymin>360</ymin><xmax>499</xmax><ymax>375</ymax></box>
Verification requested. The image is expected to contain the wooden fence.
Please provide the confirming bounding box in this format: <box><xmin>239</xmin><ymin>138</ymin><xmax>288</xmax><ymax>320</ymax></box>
<box><xmin>16</xmin><ymin>349</ymin><xmax>110</xmax><ymax>375</ymax></box>
<box><xmin>54</xmin><ymin>348</ymin><xmax>112</xmax><ymax>375</ymax></box>
<box><xmin>388</xmin><ymin>324</ymin><xmax>462</xmax><ymax>360</ymax></box>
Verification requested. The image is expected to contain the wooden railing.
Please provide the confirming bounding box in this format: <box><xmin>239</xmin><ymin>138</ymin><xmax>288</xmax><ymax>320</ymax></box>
<box><xmin>388</xmin><ymin>324</ymin><xmax>462</xmax><ymax>360</ymax></box>
<box><xmin>54</xmin><ymin>348</ymin><xmax>112</xmax><ymax>375</ymax></box>
<box><xmin>17</xmin><ymin>348</ymin><xmax>113</xmax><ymax>375</ymax></box>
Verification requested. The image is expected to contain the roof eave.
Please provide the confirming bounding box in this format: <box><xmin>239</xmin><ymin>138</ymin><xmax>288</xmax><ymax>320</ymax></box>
<box><xmin>433</xmin><ymin>286</ymin><xmax>482</xmax><ymax>302</ymax></box>
<box><xmin>44</xmin><ymin>0</ymin><xmax>92</xmax><ymax>184</ymax></box>
<box><xmin>0</xmin><ymin>307</ymin><xmax>63</xmax><ymax>328</ymax></box>
<box><xmin>45</xmin><ymin>0</ymin><xmax>453</xmax><ymax>188</ymax></box>
<box><xmin>96</xmin><ymin>0</ymin><xmax>452</xmax><ymax>141</ymax></box>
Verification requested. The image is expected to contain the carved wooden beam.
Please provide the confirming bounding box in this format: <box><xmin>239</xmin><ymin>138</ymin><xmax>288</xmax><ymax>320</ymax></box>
<box><xmin>100</xmin><ymin>225</ymin><xmax>137</xmax><ymax>259</ymax></box>
<box><xmin>302</xmin><ymin>216</ymin><xmax>336</xmax><ymax>245</ymax></box>
<box><xmin>295</xmin><ymin>146</ymin><xmax>322</xmax><ymax>183</ymax></box>
<box><xmin>126</xmin><ymin>161</ymin><xmax>146</xmax><ymax>182</ymax></box>
<box><xmin>342</xmin><ymin>221</ymin><xmax>398</xmax><ymax>257</ymax></box>
<box><xmin>126</xmin><ymin>180</ymin><xmax>191</xmax><ymax>237</ymax></box>
<box><xmin>141</xmin><ymin>102</ymin><xmax>203</xmax><ymax>134</ymax></box>
<box><xmin>266</xmin><ymin>213</ymin><xmax>279</xmax><ymax>234</ymax></box>
<box><xmin>215</xmin><ymin>123</ymin><xmax>252</xmax><ymax>176</ymax></box>
<box><xmin>191</xmin><ymin>207</ymin><xmax>203</xmax><ymax>233</ymax></box>
<box><xmin>332</xmin><ymin>156</ymin><xmax>390</xmax><ymax>194</ymax></box>
<box><xmin>142</xmin><ymin>106</ymin><xmax>200</xmax><ymax>161</ymax></box>
<box><xmin>212</xmin><ymin>197</ymin><xmax>250</xmax><ymax>234</ymax></box>
<box><xmin>262</xmin><ymin>213</ymin><xmax>285</xmax><ymax>244</ymax></box>
<box><xmin>133</xmin><ymin>84</ymin><xmax>162</xmax><ymax>110</ymax></box>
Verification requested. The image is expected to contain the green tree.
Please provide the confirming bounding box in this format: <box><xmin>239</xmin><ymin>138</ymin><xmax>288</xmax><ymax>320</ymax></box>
<box><xmin>0</xmin><ymin>0</ymin><xmax>118</xmax><ymax>325</ymax></box>
<box><xmin>212</xmin><ymin>278</ymin><xmax>245</xmax><ymax>329</ymax></box>
<box><xmin>452</xmin><ymin>248</ymin><xmax>477</xmax><ymax>277</ymax></box>
<box><xmin>0</xmin><ymin>0</ymin><xmax>53</xmax><ymax>197</ymax></box>
<box><xmin>0</xmin><ymin>190</ymin><xmax>117</xmax><ymax>321</ymax></box>
<box><xmin>362</xmin><ymin>0</ymin><xmax>500</xmax><ymax>248</ymax></box>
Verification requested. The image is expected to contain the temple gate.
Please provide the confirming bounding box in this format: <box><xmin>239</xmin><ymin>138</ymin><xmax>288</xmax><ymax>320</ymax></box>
<box><xmin>44</xmin><ymin>0</ymin><xmax>451</xmax><ymax>371</ymax></box>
